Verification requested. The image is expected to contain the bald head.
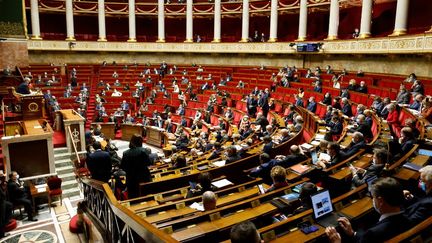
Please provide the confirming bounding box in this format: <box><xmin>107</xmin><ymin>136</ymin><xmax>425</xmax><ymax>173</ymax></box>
<box><xmin>202</xmin><ymin>191</ymin><xmax>217</xmax><ymax>211</ymax></box>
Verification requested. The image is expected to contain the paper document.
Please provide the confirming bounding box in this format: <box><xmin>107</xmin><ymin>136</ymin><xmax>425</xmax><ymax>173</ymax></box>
<box><xmin>301</xmin><ymin>143</ymin><xmax>314</xmax><ymax>150</ymax></box>
<box><xmin>211</xmin><ymin>179</ymin><xmax>233</xmax><ymax>188</ymax></box>
<box><xmin>315</xmin><ymin>134</ymin><xmax>325</xmax><ymax>140</ymax></box>
<box><xmin>311</xmin><ymin>140</ymin><xmax>320</xmax><ymax>146</ymax></box>
<box><xmin>212</xmin><ymin>160</ymin><xmax>226</xmax><ymax>167</ymax></box>
<box><xmin>318</xmin><ymin>153</ymin><xmax>331</xmax><ymax>161</ymax></box>
<box><xmin>189</xmin><ymin>202</ymin><xmax>204</xmax><ymax>211</ymax></box>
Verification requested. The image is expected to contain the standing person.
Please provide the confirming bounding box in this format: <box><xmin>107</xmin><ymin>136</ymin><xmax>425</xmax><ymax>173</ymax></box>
<box><xmin>86</xmin><ymin>141</ymin><xmax>112</xmax><ymax>183</ymax></box>
<box><xmin>121</xmin><ymin>134</ymin><xmax>152</xmax><ymax>198</ymax></box>
<box><xmin>0</xmin><ymin>171</ymin><xmax>13</xmax><ymax>238</ymax></box>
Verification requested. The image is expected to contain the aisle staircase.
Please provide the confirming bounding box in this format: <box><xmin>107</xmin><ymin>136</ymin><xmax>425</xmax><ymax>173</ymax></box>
<box><xmin>54</xmin><ymin>147</ymin><xmax>81</xmax><ymax>199</ymax></box>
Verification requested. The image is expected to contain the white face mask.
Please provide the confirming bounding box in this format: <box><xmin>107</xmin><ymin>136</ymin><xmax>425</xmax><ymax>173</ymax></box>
<box><xmin>372</xmin><ymin>198</ymin><xmax>380</xmax><ymax>214</ymax></box>
<box><xmin>16</xmin><ymin>174</ymin><xmax>19</xmax><ymax>180</ymax></box>
<box><xmin>372</xmin><ymin>158</ymin><xmax>377</xmax><ymax>166</ymax></box>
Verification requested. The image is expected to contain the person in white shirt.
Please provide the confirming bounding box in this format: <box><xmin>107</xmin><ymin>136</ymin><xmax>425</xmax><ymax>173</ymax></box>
<box><xmin>112</xmin><ymin>89</ymin><xmax>122</xmax><ymax>97</ymax></box>
<box><xmin>333</xmin><ymin>79</ymin><xmax>341</xmax><ymax>89</ymax></box>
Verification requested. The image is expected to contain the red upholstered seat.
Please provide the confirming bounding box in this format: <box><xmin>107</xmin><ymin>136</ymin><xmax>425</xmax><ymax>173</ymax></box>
<box><xmin>49</xmin><ymin>188</ymin><xmax>62</xmax><ymax>196</ymax></box>
<box><xmin>4</xmin><ymin>219</ymin><xmax>17</xmax><ymax>232</ymax></box>
<box><xmin>69</xmin><ymin>215</ymin><xmax>92</xmax><ymax>234</ymax></box>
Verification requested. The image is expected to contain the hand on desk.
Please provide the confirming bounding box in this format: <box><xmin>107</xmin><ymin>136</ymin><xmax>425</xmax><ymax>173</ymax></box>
<box><xmin>403</xmin><ymin>190</ymin><xmax>414</xmax><ymax>200</ymax></box>
<box><xmin>325</xmin><ymin>227</ymin><xmax>341</xmax><ymax>243</ymax></box>
<box><xmin>337</xmin><ymin>217</ymin><xmax>355</xmax><ymax>237</ymax></box>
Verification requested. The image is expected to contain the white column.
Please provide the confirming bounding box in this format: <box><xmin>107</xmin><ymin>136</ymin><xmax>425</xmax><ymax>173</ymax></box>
<box><xmin>30</xmin><ymin>0</ymin><xmax>42</xmax><ymax>39</ymax></box>
<box><xmin>240</xmin><ymin>0</ymin><xmax>249</xmax><ymax>42</ymax></box>
<box><xmin>213</xmin><ymin>0</ymin><xmax>221</xmax><ymax>42</ymax></box>
<box><xmin>128</xmin><ymin>0</ymin><xmax>137</xmax><ymax>42</ymax></box>
<box><xmin>359</xmin><ymin>0</ymin><xmax>372</xmax><ymax>38</ymax></box>
<box><xmin>268</xmin><ymin>0</ymin><xmax>278</xmax><ymax>42</ymax></box>
<box><xmin>157</xmin><ymin>0</ymin><xmax>165</xmax><ymax>42</ymax></box>
<box><xmin>391</xmin><ymin>0</ymin><xmax>409</xmax><ymax>36</ymax></box>
<box><xmin>297</xmin><ymin>0</ymin><xmax>307</xmax><ymax>41</ymax></box>
<box><xmin>65</xmin><ymin>0</ymin><xmax>75</xmax><ymax>40</ymax></box>
<box><xmin>326</xmin><ymin>0</ymin><xmax>339</xmax><ymax>40</ymax></box>
<box><xmin>97</xmin><ymin>0</ymin><xmax>107</xmax><ymax>41</ymax></box>
<box><xmin>185</xmin><ymin>0</ymin><xmax>193</xmax><ymax>42</ymax></box>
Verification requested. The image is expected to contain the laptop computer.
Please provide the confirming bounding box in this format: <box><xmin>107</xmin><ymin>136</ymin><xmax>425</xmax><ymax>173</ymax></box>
<box><xmin>311</xmin><ymin>150</ymin><xmax>318</xmax><ymax>165</ymax></box>
<box><xmin>311</xmin><ymin>190</ymin><xmax>344</xmax><ymax>227</ymax></box>
<box><xmin>418</xmin><ymin>149</ymin><xmax>432</xmax><ymax>156</ymax></box>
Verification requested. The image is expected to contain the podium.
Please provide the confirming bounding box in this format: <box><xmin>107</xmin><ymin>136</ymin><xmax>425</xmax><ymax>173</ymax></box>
<box><xmin>146</xmin><ymin>126</ymin><xmax>164</xmax><ymax>148</ymax></box>
<box><xmin>58</xmin><ymin>110</ymin><xmax>86</xmax><ymax>154</ymax></box>
<box><xmin>2</xmin><ymin>120</ymin><xmax>55</xmax><ymax>180</ymax></box>
<box><xmin>21</xmin><ymin>94</ymin><xmax>45</xmax><ymax>120</ymax></box>
<box><xmin>121</xmin><ymin>124</ymin><xmax>144</xmax><ymax>141</ymax></box>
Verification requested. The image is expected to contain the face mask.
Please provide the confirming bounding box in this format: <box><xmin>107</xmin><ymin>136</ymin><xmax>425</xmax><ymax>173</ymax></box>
<box><xmin>16</xmin><ymin>174</ymin><xmax>19</xmax><ymax>179</ymax></box>
<box><xmin>419</xmin><ymin>181</ymin><xmax>427</xmax><ymax>192</ymax></box>
<box><xmin>372</xmin><ymin>158</ymin><xmax>377</xmax><ymax>166</ymax></box>
<box><xmin>372</xmin><ymin>198</ymin><xmax>380</xmax><ymax>214</ymax></box>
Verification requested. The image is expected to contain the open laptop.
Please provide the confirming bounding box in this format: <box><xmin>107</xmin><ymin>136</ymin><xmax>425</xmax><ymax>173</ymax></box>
<box><xmin>418</xmin><ymin>149</ymin><xmax>432</xmax><ymax>156</ymax></box>
<box><xmin>311</xmin><ymin>190</ymin><xmax>344</xmax><ymax>227</ymax></box>
<box><xmin>311</xmin><ymin>150</ymin><xmax>319</xmax><ymax>165</ymax></box>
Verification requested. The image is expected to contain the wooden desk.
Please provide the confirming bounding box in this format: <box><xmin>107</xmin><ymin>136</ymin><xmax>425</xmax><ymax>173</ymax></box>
<box><xmin>329</xmin><ymin>154</ymin><xmax>372</xmax><ymax>181</ymax></box>
<box><xmin>92</xmin><ymin>122</ymin><xmax>116</xmax><ymax>139</ymax></box>
<box><xmin>340</xmin><ymin>197</ymin><xmax>372</xmax><ymax>219</ymax></box>
<box><xmin>171</xmin><ymin>203</ymin><xmax>277</xmax><ymax>241</ymax></box>
<box><xmin>394</xmin><ymin>155</ymin><xmax>430</xmax><ymax>181</ymax></box>
<box><xmin>147</xmin><ymin>126</ymin><xmax>164</xmax><ymax>148</ymax></box>
<box><xmin>30</xmin><ymin>183</ymin><xmax>50</xmax><ymax>213</ymax></box>
<box><xmin>121</xmin><ymin>123</ymin><xmax>144</xmax><ymax>141</ymax></box>
<box><xmin>60</xmin><ymin>109</ymin><xmax>86</xmax><ymax>153</ymax></box>
<box><xmin>271</xmin><ymin>225</ymin><xmax>326</xmax><ymax>243</ymax></box>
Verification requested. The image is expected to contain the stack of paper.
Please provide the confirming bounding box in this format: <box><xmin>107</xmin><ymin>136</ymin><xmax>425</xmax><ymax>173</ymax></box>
<box><xmin>211</xmin><ymin>179</ymin><xmax>233</xmax><ymax>188</ymax></box>
<box><xmin>189</xmin><ymin>202</ymin><xmax>204</xmax><ymax>211</ymax></box>
<box><xmin>213</xmin><ymin>160</ymin><xmax>226</xmax><ymax>167</ymax></box>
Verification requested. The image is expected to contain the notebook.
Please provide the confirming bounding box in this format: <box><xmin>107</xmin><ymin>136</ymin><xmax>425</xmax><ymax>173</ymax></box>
<box><xmin>402</xmin><ymin>162</ymin><xmax>422</xmax><ymax>172</ymax></box>
<box><xmin>290</xmin><ymin>164</ymin><xmax>311</xmax><ymax>175</ymax></box>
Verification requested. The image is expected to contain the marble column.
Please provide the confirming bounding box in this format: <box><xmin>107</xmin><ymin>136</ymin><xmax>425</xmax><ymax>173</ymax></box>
<box><xmin>185</xmin><ymin>0</ymin><xmax>193</xmax><ymax>42</ymax></box>
<box><xmin>326</xmin><ymin>0</ymin><xmax>339</xmax><ymax>40</ymax></box>
<box><xmin>297</xmin><ymin>0</ymin><xmax>307</xmax><ymax>41</ymax></box>
<box><xmin>359</xmin><ymin>0</ymin><xmax>372</xmax><ymax>38</ymax></box>
<box><xmin>391</xmin><ymin>0</ymin><xmax>409</xmax><ymax>36</ymax></box>
<box><xmin>65</xmin><ymin>0</ymin><xmax>75</xmax><ymax>40</ymax></box>
<box><xmin>97</xmin><ymin>0</ymin><xmax>107</xmax><ymax>41</ymax></box>
<box><xmin>268</xmin><ymin>0</ymin><xmax>278</xmax><ymax>42</ymax></box>
<box><xmin>213</xmin><ymin>0</ymin><xmax>221</xmax><ymax>42</ymax></box>
<box><xmin>128</xmin><ymin>0</ymin><xmax>137</xmax><ymax>42</ymax></box>
<box><xmin>30</xmin><ymin>0</ymin><xmax>42</xmax><ymax>39</ymax></box>
<box><xmin>157</xmin><ymin>0</ymin><xmax>165</xmax><ymax>42</ymax></box>
<box><xmin>240</xmin><ymin>0</ymin><xmax>249</xmax><ymax>42</ymax></box>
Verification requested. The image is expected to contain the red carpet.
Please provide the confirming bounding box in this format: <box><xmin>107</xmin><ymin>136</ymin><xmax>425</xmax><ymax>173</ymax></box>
<box><xmin>53</xmin><ymin>131</ymin><xmax>67</xmax><ymax>148</ymax></box>
<box><xmin>115</xmin><ymin>130</ymin><xmax>122</xmax><ymax>140</ymax></box>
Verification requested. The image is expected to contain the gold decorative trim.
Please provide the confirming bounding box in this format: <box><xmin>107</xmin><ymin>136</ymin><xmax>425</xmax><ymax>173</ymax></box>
<box><xmin>325</xmin><ymin>35</ymin><xmax>338</xmax><ymax>40</ymax></box>
<box><xmin>156</xmin><ymin>38</ymin><xmax>166</xmax><ymax>43</ymax></box>
<box><xmin>184</xmin><ymin>38</ymin><xmax>193</xmax><ymax>43</ymax></box>
<box><xmin>27</xmin><ymin>34</ymin><xmax>432</xmax><ymax>55</ymax></box>
<box><xmin>97</xmin><ymin>37</ymin><xmax>107</xmax><ymax>42</ymax></box>
<box><xmin>358</xmin><ymin>33</ymin><xmax>371</xmax><ymax>39</ymax></box>
<box><xmin>295</xmin><ymin>37</ymin><xmax>306</xmax><ymax>41</ymax></box>
<box><xmin>211</xmin><ymin>39</ymin><xmax>221</xmax><ymax>43</ymax></box>
<box><xmin>127</xmin><ymin>38</ymin><xmax>137</xmax><ymax>42</ymax></box>
<box><xmin>239</xmin><ymin>38</ymin><xmax>249</xmax><ymax>42</ymax></box>
<box><xmin>267</xmin><ymin>38</ymin><xmax>277</xmax><ymax>42</ymax></box>
<box><xmin>389</xmin><ymin>29</ymin><xmax>407</xmax><ymax>36</ymax></box>
<box><xmin>65</xmin><ymin>36</ymin><xmax>76</xmax><ymax>41</ymax></box>
<box><xmin>31</xmin><ymin>36</ymin><xmax>43</xmax><ymax>40</ymax></box>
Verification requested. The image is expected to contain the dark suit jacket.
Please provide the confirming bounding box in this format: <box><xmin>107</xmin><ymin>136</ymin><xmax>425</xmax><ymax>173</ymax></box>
<box><xmin>404</xmin><ymin>193</ymin><xmax>432</xmax><ymax>225</ymax></box>
<box><xmin>307</xmin><ymin>102</ymin><xmax>317</xmax><ymax>113</ymax></box>
<box><xmin>87</xmin><ymin>150</ymin><xmax>112</xmax><ymax>183</ymax></box>
<box><xmin>17</xmin><ymin>82</ymin><xmax>30</xmax><ymax>94</ymax></box>
<box><xmin>352</xmin><ymin>164</ymin><xmax>385</xmax><ymax>187</ymax></box>
<box><xmin>355</xmin><ymin>213</ymin><xmax>411</xmax><ymax>243</ymax></box>
<box><xmin>342</xmin><ymin>104</ymin><xmax>353</xmax><ymax>117</ymax></box>
<box><xmin>263</xmin><ymin>141</ymin><xmax>274</xmax><ymax>154</ymax></box>
<box><xmin>401</xmin><ymin>139</ymin><xmax>416</xmax><ymax>155</ymax></box>
<box><xmin>255</xmin><ymin>117</ymin><xmax>269</xmax><ymax>131</ymax></box>
<box><xmin>277</xmin><ymin>154</ymin><xmax>308</xmax><ymax>168</ymax></box>
<box><xmin>7</xmin><ymin>180</ymin><xmax>27</xmax><ymax>201</ymax></box>
<box><xmin>343</xmin><ymin>140</ymin><xmax>366</xmax><ymax>158</ymax></box>
<box><xmin>295</xmin><ymin>99</ymin><xmax>304</xmax><ymax>107</ymax></box>
<box><xmin>352</xmin><ymin>123</ymin><xmax>373</xmax><ymax>139</ymax></box>
<box><xmin>121</xmin><ymin>147</ymin><xmax>152</xmax><ymax>197</ymax></box>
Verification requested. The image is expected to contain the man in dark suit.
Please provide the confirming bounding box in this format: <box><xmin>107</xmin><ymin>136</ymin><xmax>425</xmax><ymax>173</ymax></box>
<box><xmin>0</xmin><ymin>171</ymin><xmax>13</xmax><ymax>237</ymax></box>
<box><xmin>262</xmin><ymin>136</ymin><xmax>273</xmax><ymax>154</ymax></box>
<box><xmin>17</xmin><ymin>78</ymin><xmax>31</xmax><ymax>94</ymax></box>
<box><xmin>391</xmin><ymin>127</ymin><xmax>417</xmax><ymax>159</ymax></box>
<box><xmin>87</xmin><ymin>142</ymin><xmax>112</xmax><ymax>183</ymax></box>
<box><xmin>249</xmin><ymin>153</ymin><xmax>274</xmax><ymax>184</ymax></box>
<box><xmin>343</xmin><ymin>132</ymin><xmax>366</xmax><ymax>158</ymax></box>
<box><xmin>306</xmin><ymin>97</ymin><xmax>317</xmax><ymax>113</ymax></box>
<box><xmin>351</xmin><ymin>148</ymin><xmax>388</xmax><ymax>187</ymax></box>
<box><xmin>255</xmin><ymin>112</ymin><xmax>269</xmax><ymax>132</ymax></box>
<box><xmin>326</xmin><ymin>177</ymin><xmax>411</xmax><ymax>243</ymax></box>
<box><xmin>247</xmin><ymin>95</ymin><xmax>258</xmax><ymax>117</ymax></box>
<box><xmin>294</xmin><ymin>94</ymin><xmax>304</xmax><ymax>107</ymax></box>
<box><xmin>403</xmin><ymin>165</ymin><xmax>432</xmax><ymax>225</ymax></box>
<box><xmin>180</xmin><ymin>116</ymin><xmax>188</xmax><ymax>127</ymax></box>
<box><xmin>317</xmin><ymin>142</ymin><xmax>346</xmax><ymax>169</ymax></box>
<box><xmin>121</xmin><ymin>134</ymin><xmax>152</xmax><ymax>198</ymax></box>
<box><xmin>341</xmin><ymin>98</ymin><xmax>353</xmax><ymax>117</ymax></box>
<box><xmin>349</xmin><ymin>115</ymin><xmax>373</xmax><ymax>140</ymax></box>
<box><xmin>277</xmin><ymin>145</ymin><xmax>308</xmax><ymax>168</ymax></box>
<box><xmin>7</xmin><ymin>172</ymin><xmax>37</xmax><ymax>221</ymax></box>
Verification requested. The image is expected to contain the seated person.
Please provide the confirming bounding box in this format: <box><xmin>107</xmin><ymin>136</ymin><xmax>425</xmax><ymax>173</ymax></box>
<box><xmin>207</xmin><ymin>142</ymin><xmax>223</xmax><ymax>160</ymax></box>
<box><xmin>342</xmin><ymin>132</ymin><xmax>366</xmax><ymax>158</ymax></box>
<box><xmin>112</xmin><ymin>89</ymin><xmax>122</xmax><ymax>97</ymax></box>
<box><xmin>292</xmin><ymin>182</ymin><xmax>318</xmax><ymax>214</ymax></box>
<box><xmin>124</xmin><ymin>114</ymin><xmax>135</xmax><ymax>124</ymax></box>
<box><xmin>316</xmin><ymin>142</ymin><xmax>346</xmax><ymax>169</ymax></box>
<box><xmin>230</xmin><ymin>221</ymin><xmax>262</xmax><ymax>243</ymax></box>
<box><xmin>120</xmin><ymin>100</ymin><xmax>129</xmax><ymax>111</ymax></box>
<box><xmin>325</xmin><ymin>177</ymin><xmax>411</xmax><ymax>243</ymax></box>
<box><xmin>202</xmin><ymin>191</ymin><xmax>217</xmax><ymax>211</ymax></box>
<box><xmin>351</xmin><ymin>148</ymin><xmax>388</xmax><ymax>188</ymax></box>
<box><xmin>265</xmin><ymin>166</ymin><xmax>288</xmax><ymax>193</ymax></box>
<box><xmin>356</xmin><ymin>81</ymin><xmax>368</xmax><ymax>93</ymax></box>
<box><xmin>187</xmin><ymin>172</ymin><xmax>217</xmax><ymax>198</ymax></box>
<box><xmin>391</xmin><ymin>127</ymin><xmax>417</xmax><ymax>159</ymax></box>
<box><xmin>306</xmin><ymin>96</ymin><xmax>317</xmax><ymax>113</ymax></box>
<box><xmin>341</xmin><ymin>98</ymin><xmax>353</xmax><ymax>117</ymax></box>
<box><xmin>249</xmin><ymin>153</ymin><xmax>273</xmax><ymax>184</ymax></box>
<box><xmin>0</xmin><ymin>170</ymin><xmax>13</xmax><ymax>238</ymax></box>
<box><xmin>404</xmin><ymin>118</ymin><xmax>420</xmax><ymax>139</ymax></box>
<box><xmin>278</xmin><ymin>129</ymin><xmax>291</xmax><ymax>143</ymax></box>
<box><xmin>7</xmin><ymin>171</ymin><xmax>37</xmax><ymax>221</ymax></box>
<box><xmin>173</xmin><ymin>154</ymin><xmax>187</xmax><ymax>169</ymax></box>
<box><xmin>327</xmin><ymin>115</ymin><xmax>343</xmax><ymax>138</ymax></box>
<box><xmin>262</xmin><ymin>136</ymin><xmax>274</xmax><ymax>154</ymax></box>
<box><xmin>277</xmin><ymin>145</ymin><xmax>308</xmax><ymax>168</ymax></box>
<box><xmin>225</xmin><ymin>146</ymin><xmax>242</xmax><ymax>163</ymax></box>
<box><xmin>403</xmin><ymin>165</ymin><xmax>432</xmax><ymax>225</ymax></box>
<box><xmin>114</xmin><ymin>108</ymin><xmax>124</xmax><ymax>117</ymax></box>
